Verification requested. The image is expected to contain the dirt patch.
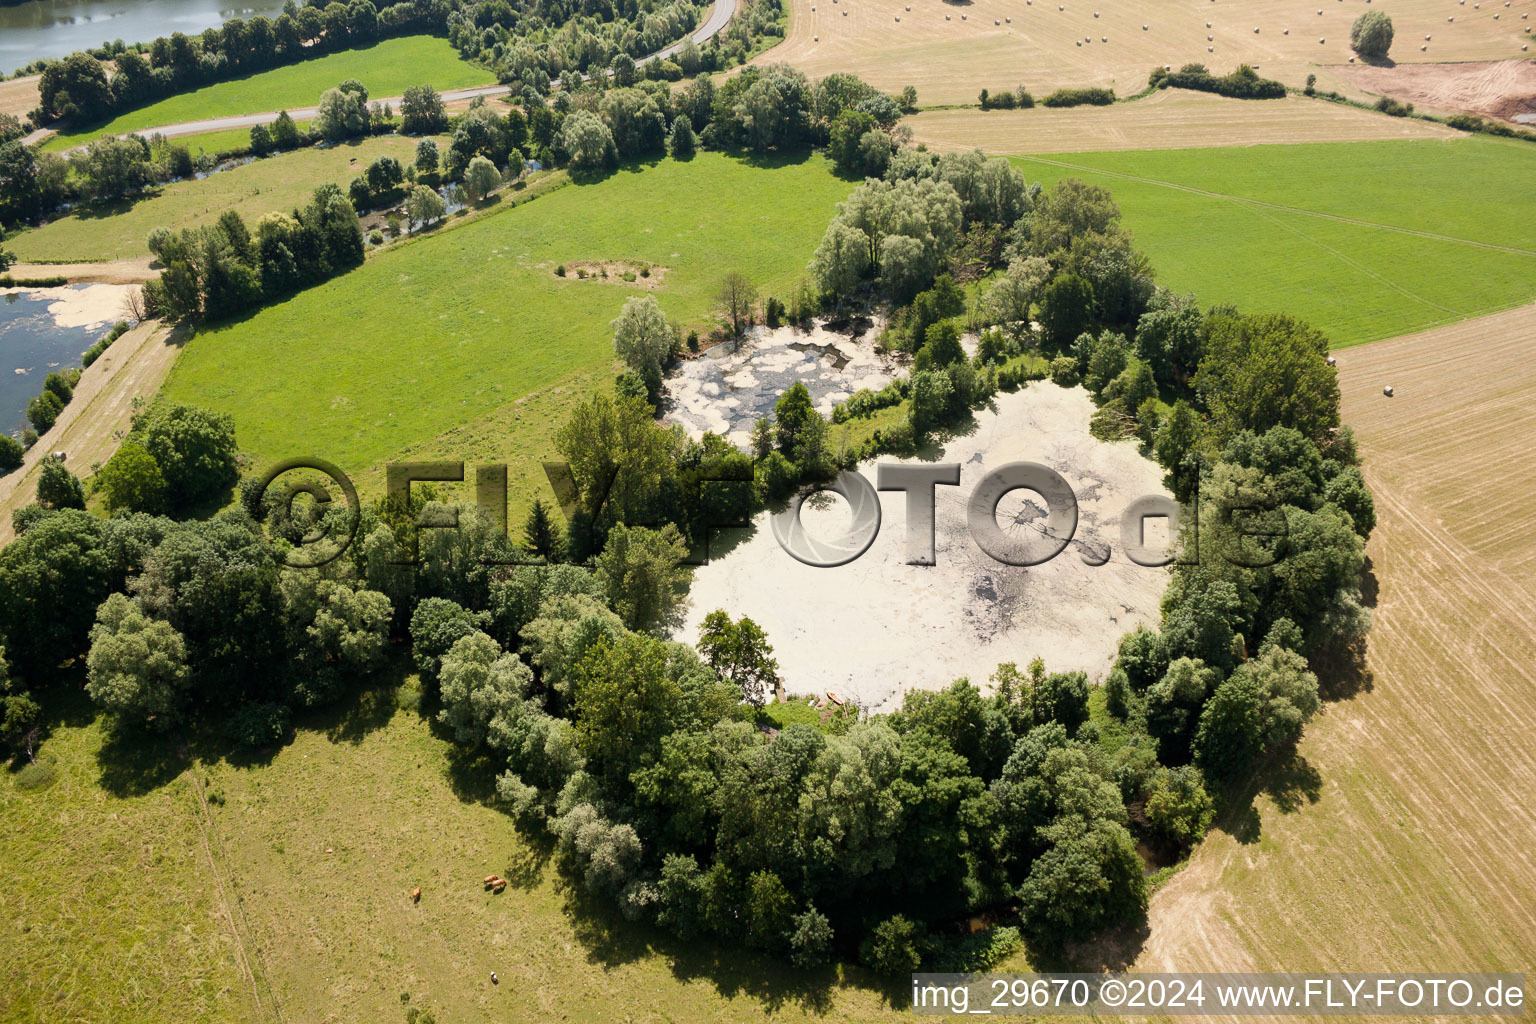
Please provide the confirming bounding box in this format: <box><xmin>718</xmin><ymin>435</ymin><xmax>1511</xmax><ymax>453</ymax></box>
<box><xmin>1336</xmin><ymin>59</ymin><xmax>1536</xmax><ymax>122</ymax></box>
<box><xmin>554</xmin><ymin>259</ymin><xmax>667</xmax><ymax>288</ymax></box>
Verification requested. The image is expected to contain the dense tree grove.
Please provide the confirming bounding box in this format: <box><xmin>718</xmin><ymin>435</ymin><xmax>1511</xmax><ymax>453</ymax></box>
<box><xmin>142</xmin><ymin>183</ymin><xmax>363</xmax><ymax>321</ymax></box>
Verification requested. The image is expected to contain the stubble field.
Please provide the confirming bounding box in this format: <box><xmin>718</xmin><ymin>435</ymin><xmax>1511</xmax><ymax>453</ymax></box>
<box><xmin>762</xmin><ymin>0</ymin><xmax>1535</xmax><ymax>105</ymax></box>
<box><xmin>1133</xmin><ymin>301</ymin><xmax>1536</xmax><ymax>1004</ymax></box>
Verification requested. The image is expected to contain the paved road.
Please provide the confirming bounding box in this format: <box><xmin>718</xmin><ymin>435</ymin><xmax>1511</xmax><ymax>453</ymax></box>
<box><xmin>30</xmin><ymin>0</ymin><xmax>736</xmax><ymax>149</ymax></box>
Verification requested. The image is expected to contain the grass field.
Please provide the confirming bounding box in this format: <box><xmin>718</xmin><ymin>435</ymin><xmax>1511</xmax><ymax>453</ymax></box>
<box><xmin>9</xmin><ymin>133</ymin><xmax>433</xmax><ymax>263</ymax></box>
<box><xmin>761</xmin><ymin>0</ymin><xmax>1536</xmax><ymax>106</ymax></box>
<box><xmin>1134</xmin><ymin>303</ymin><xmax>1536</xmax><ymax>1004</ymax></box>
<box><xmin>41</xmin><ymin>36</ymin><xmax>493</xmax><ymax>152</ymax></box>
<box><xmin>158</xmin><ymin>150</ymin><xmax>855</xmax><ymax>514</ymax></box>
<box><xmin>0</xmin><ymin>671</ymin><xmax>903</xmax><ymax>1024</ymax></box>
<box><xmin>1012</xmin><ymin>136</ymin><xmax>1536</xmax><ymax>347</ymax></box>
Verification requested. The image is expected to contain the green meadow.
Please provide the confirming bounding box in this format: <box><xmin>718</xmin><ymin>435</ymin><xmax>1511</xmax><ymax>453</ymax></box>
<box><xmin>11</xmin><ymin>132</ymin><xmax>432</xmax><ymax>263</ymax></box>
<box><xmin>42</xmin><ymin>36</ymin><xmax>493</xmax><ymax>152</ymax></box>
<box><xmin>158</xmin><ymin>151</ymin><xmax>854</xmax><ymax>507</ymax></box>
<box><xmin>0</xmin><ymin>678</ymin><xmax>901</xmax><ymax>1024</ymax></box>
<box><xmin>1012</xmin><ymin>136</ymin><xmax>1536</xmax><ymax>348</ymax></box>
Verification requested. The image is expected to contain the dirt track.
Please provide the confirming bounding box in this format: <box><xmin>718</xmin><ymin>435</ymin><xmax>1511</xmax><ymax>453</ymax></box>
<box><xmin>0</xmin><ymin>319</ymin><xmax>185</xmax><ymax>543</ymax></box>
<box><xmin>1133</xmin><ymin>304</ymin><xmax>1536</xmax><ymax>1006</ymax></box>
<box><xmin>908</xmin><ymin>89</ymin><xmax>1456</xmax><ymax>153</ymax></box>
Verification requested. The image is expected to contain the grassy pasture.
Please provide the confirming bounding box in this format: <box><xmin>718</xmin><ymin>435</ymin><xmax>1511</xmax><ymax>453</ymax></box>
<box><xmin>1012</xmin><ymin>136</ymin><xmax>1536</xmax><ymax>347</ymax></box>
<box><xmin>158</xmin><ymin>151</ymin><xmax>854</xmax><ymax>512</ymax></box>
<box><xmin>40</xmin><ymin>36</ymin><xmax>492</xmax><ymax>152</ymax></box>
<box><xmin>0</xmin><ymin>674</ymin><xmax>897</xmax><ymax>1024</ymax></box>
<box><xmin>9</xmin><ymin>133</ymin><xmax>433</xmax><ymax>263</ymax></box>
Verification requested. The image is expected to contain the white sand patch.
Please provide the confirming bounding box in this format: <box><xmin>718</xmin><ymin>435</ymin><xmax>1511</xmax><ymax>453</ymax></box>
<box><xmin>663</xmin><ymin>316</ymin><xmax>899</xmax><ymax>448</ymax></box>
<box><xmin>0</xmin><ymin>283</ymin><xmax>136</xmax><ymax>330</ymax></box>
<box><xmin>677</xmin><ymin>382</ymin><xmax>1172</xmax><ymax>713</ymax></box>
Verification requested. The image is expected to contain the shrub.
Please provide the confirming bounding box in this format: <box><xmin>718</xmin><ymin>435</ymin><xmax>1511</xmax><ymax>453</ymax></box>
<box><xmin>861</xmin><ymin>914</ymin><xmax>925</xmax><ymax>974</ymax></box>
<box><xmin>227</xmin><ymin>701</ymin><xmax>291</xmax><ymax>749</ymax></box>
<box><xmin>1350</xmin><ymin>10</ymin><xmax>1394</xmax><ymax>60</ymax></box>
<box><xmin>0</xmin><ymin>435</ymin><xmax>22</xmax><ymax>472</ymax></box>
<box><xmin>1042</xmin><ymin>87</ymin><xmax>1115</xmax><ymax>107</ymax></box>
<box><xmin>1153</xmin><ymin>63</ymin><xmax>1286</xmax><ymax>100</ymax></box>
<box><xmin>556</xmin><ymin>264</ymin><xmax>566</xmax><ymax>277</ymax></box>
<box><xmin>1050</xmin><ymin>355</ymin><xmax>1081</xmax><ymax>386</ymax></box>
<box><xmin>1374</xmin><ymin>96</ymin><xmax>1413</xmax><ymax>117</ymax></box>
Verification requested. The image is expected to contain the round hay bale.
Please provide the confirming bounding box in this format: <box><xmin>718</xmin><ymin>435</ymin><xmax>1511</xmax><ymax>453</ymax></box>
<box><xmin>814</xmin><ymin>33</ymin><xmax>819</xmax><ymax>39</ymax></box>
<box><xmin>946</xmin><ymin>12</ymin><xmax>950</xmax><ymax>18</ymax></box>
<box><xmin>1102</xmin><ymin>34</ymin><xmax>1107</xmax><ymax>40</ymax></box>
<box><xmin>961</xmin><ymin>12</ymin><xmax>966</xmax><ymax>18</ymax></box>
<box><xmin>1426</xmin><ymin>33</ymin><xmax>1431</xmax><ymax>39</ymax></box>
<box><xmin>1208</xmin><ymin>44</ymin><xmax>1214</xmax><ymax>50</ymax></box>
<box><xmin>1143</xmin><ymin>23</ymin><xmax>1148</xmax><ymax>29</ymax></box>
<box><xmin>1006</xmin><ymin>16</ymin><xmax>1012</xmax><ymax>22</ymax></box>
<box><xmin>1284</xmin><ymin>28</ymin><xmax>1289</xmax><ymax>34</ymax></box>
<box><xmin>894</xmin><ymin>15</ymin><xmax>899</xmax><ymax>21</ymax></box>
<box><xmin>1254</xmin><ymin>25</ymin><xmax>1259</xmax><ymax>31</ymax></box>
<box><xmin>1208</xmin><ymin>33</ymin><xmax>1214</xmax><ymax>39</ymax></box>
<box><xmin>1383</xmin><ymin>385</ymin><xmax>1394</xmax><ymax>397</ymax></box>
<box><xmin>1325</xmin><ymin>355</ymin><xmax>1336</xmax><ymax>366</ymax></box>
<box><xmin>995</xmin><ymin>18</ymin><xmax>999</xmax><ymax>23</ymax></box>
<box><xmin>1349</xmin><ymin>55</ymin><xmax>1355</xmax><ymax>61</ymax></box>
<box><xmin>1077</xmin><ymin>39</ymin><xmax>1082</xmax><ymax>44</ymax></box>
<box><xmin>1421</xmin><ymin>43</ymin><xmax>1427</xmax><ymax>49</ymax></box>
<box><xmin>1207</xmin><ymin>20</ymin><xmax>1212</xmax><ymax>26</ymax></box>
<box><xmin>1094</xmin><ymin>10</ymin><xmax>1099</xmax><ymax>16</ymax></box>
<box><xmin>1320</xmin><ymin>35</ymin><xmax>1326</xmax><ymax>41</ymax></box>
<box><xmin>1494</xmin><ymin>12</ymin><xmax>1500</xmax><ymax>18</ymax></box>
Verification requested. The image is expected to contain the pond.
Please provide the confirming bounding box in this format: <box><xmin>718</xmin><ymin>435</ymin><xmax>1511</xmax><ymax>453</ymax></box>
<box><xmin>0</xmin><ymin>284</ymin><xmax>129</xmax><ymax>434</ymax></box>
<box><xmin>1</xmin><ymin>0</ymin><xmax>286</xmax><ymax>75</ymax></box>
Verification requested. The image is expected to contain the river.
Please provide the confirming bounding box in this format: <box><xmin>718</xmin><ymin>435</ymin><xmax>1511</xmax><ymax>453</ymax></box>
<box><xmin>1</xmin><ymin>0</ymin><xmax>286</xmax><ymax>75</ymax></box>
<box><xmin>1</xmin><ymin>285</ymin><xmax>128</xmax><ymax>434</ymax></box>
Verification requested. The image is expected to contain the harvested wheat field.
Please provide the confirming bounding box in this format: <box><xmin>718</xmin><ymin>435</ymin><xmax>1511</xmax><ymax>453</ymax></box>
<box><xmin>908</xmin><ymin>88</ymin><xmax>1455</xmax><ymax>152</ymax></box>
<box><xmin>1133</xmin><ymin>304</ymin><xmax>1536</xmax><ymax>996</ymax></box>
<box><xmin>1338</xmin><ymin>57</ymin><xmax>1536</xmax><ymax>121</ymax></box>
<box><xmin>0</xmin><ymin>74</ymin><xmax>38</xmax><ymax>119</ymax></box>
<box><xmin>764</xmin><ymin>0</ymin><xmax>1536</xmax><ymax>106</ymax></box>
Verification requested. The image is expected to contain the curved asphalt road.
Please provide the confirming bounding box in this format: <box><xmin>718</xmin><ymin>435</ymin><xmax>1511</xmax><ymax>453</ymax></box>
<box><xmin>30</xmin><ymin>0</ymin><xmax>736</xmax><ymax>149</ymax></box>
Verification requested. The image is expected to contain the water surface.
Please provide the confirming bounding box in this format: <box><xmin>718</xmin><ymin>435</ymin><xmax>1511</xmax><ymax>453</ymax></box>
<box><xmin>0</xmin><ymin>287</ymin><xmax>115</xmax><ymax>433</ymax></box>
<box><xmin>2</xmin><ymin>0</ymin><xmax>286</xmax><ymax>74</ymax></box>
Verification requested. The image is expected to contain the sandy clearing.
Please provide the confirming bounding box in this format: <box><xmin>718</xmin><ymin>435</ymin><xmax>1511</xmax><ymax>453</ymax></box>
<box><xmin>0</xmin><ymin>74</ymin><xmax>39</xmax><ymax>119</ymax></box>
<box><xmin>677</xmin><ymin>382</ymin><xmax>1172</xmax><ymax>713</ymax></box>
<box><xmin>5</xmin><ymin>258</ymin><xmax>158</xmax><ymax>285</ymax></box>
<box><xmin>0</xmin><ymin>282</ymin><xmax>138</xmax><ymax>328</ymax></box>
<box><xmin>1133</xmin><ymin>304</ymin><xmax>1536</xmax><ymax>1006</ymax></box>
<box><xmin>760</xmin><ymin>0</ymin><xmax>1536</xmax><ymax>106</ymax></box>
<box><xmin>0</xmin><ymin>319</ymin><xmax>186</xmax><ymax>544</ymax></box>
<box><xmin>1337</xmin><ymin>57</ymin><xmax>1536</xmax><ymax>121</ymax></box>
<box><xmin>907</xmin><ymin>89</ymin><xmax>1457</xmax><ymax>153</ymax></box>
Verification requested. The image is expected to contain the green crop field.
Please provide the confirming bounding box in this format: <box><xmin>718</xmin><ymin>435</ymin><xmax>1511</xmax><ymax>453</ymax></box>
<box><xmin>158</xmin><ymin>151</ymin><xmax>854</xmax><ymax>511</ymax></box>
<box><xmin>0</xmin><ymin>675</ymin><xmax>903</xmax><ymax>1024</ymax></box>
<box><xmin>1012</xmin><ymin>136</ymin><xmax>1536</xmax><ymax>348</ymax></box>
<box><xmin>10</xmin><ymin>133</ymin><xmax>434</xmax><ymax>263</ymax></box>
<box><xmin>41</xmin><ymin>36</ymin><xmax>493</xmax><ymax>152</ymax></box>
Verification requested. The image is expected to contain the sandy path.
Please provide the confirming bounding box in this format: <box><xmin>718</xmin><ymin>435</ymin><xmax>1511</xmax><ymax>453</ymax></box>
<box><xmin>0</xmin><ymin>319</ymin><xmax>185</xmax><ymax>543</ymax></box>
<box><xmin>6</xmin><ymin>258</ymin><xmax>158</xmax><ymax>285</ymax></box>
<box><xmin>1132</xmin><ymin>304</ymin><xmax>1536</xmax><ymax>1007</ymax></box>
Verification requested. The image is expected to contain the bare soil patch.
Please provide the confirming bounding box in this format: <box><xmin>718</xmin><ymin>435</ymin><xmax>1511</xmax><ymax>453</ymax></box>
<box><xmin>1337</xmin><ymin>58</ymin><xmax>1536</xmax><ymax>121</ymax></box>
<box><xmin>555</xmin><ymin>259</ymin><xmax>668</xmax><ymax>288</ymax></box>
<box><xmin>6</xmin><ymin>258</ymin><xmax>158</xmax><ymax>285</ymax></box>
